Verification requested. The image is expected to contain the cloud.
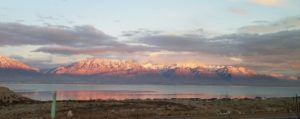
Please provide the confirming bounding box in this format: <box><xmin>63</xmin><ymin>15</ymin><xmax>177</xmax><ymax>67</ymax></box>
<box><xmin>1</xmin><ymin>22</ymin><xmax>299</xmax><ymax>75</ymax></box>
<box><xmin>33</xmin><ymin>45</ymin><xmax>156</xmax><ymax>55</ymax></box>
<box><xmin>134</xmin><ymin>34</ymin><xmax>209</xmax><ymax>52</ymax></box>
<box><xmin>0</xmin><ymin>22</ymin><xmax>153</xmax><ymax>56</ymax></box>
<box><xmin>0</xmin><ymin>23</ymin><xmax>120</xmax><ymax>47</ymax></box>
<box><xmin>238</xmin><ymin>16</ymin><xmax>300</xmax><ymax>34</ymax></box>
<box><xmin>37</xmin><ymin>15</ymin><xmax>57</xmax><ymax>22</ymax></box>
<box><xmin>9</xmin><ymin>55</ymin><xmax>25</xmax><ymax>60</ymax></box>
<box><xmin>134</xmin><ymin>30</ymin><xmax>300</xmax><ymax>74</ymax></box>
<box><xmin>228</xmin><ymin>8</ymin><xmax>251</xmax><ymax>16</ymax></box>
<box><xmin>230</xmin><ymin>57</ymin><xmax>243</xmax><ymax>62</ymax></box>
<box><xmin>135</xmin><ymin>30</ymin><xmax>300</xmax><ymax>56</ymax></box>
<box><xmin>121</xmin><ymin>28</ymin><xmax>161</xmax><ymax>37</ymax></box>
<box><xmin>214</xmin><ymin>30</ymin><xmax>300</xmax><ymax>55</ymax></box>
<box><xmin>249</xmin><ymin>0</ymin><xmax>287</xmax><ymax>7</ymax></box>
<box><xmin>9</xmin><ymin>55</ymin><xmax>56</xmax><ymax>69</ymax></box>
<box><xmin>252</xmin><ymin>20</ymin><xmax>269</xmax><ymax>24</ymax></box>
<box><xmin>139</xmin><ymin>51</ymin><xmax>236</xmax><ymax>66</ymax></box>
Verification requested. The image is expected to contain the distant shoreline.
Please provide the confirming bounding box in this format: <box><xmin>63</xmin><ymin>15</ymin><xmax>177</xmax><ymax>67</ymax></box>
<box><xmin>1</xmin><ymin>82</ymin><xmax>300</xmax><ymax>87</ymax></box>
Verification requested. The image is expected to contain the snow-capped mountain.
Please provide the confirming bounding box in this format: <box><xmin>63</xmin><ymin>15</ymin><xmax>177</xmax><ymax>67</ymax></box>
<box><xmin>0</xmin><ymin>55</ymin><xmax>37</xmax><ymax>71</ymax></box>
<box><xmin>0</xmin><ymin>56</ymin><xmax>298</xmax><ymax>85</ymax></box>
<box><xmin>50</xmin><ymin>58</ymin><xmax>260</xmax><ymax>80</ymax></box>
<box><xmin>51</xmin><ymin>58</ymin><xmax>146</xmax><ymax>75</ymax></box>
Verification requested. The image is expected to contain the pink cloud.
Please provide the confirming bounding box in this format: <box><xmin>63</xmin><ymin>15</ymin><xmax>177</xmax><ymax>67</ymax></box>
<box><xmin>249</xmin><ymin>0</ymin><xmax>287</xmax><ymax>7</ymax></box>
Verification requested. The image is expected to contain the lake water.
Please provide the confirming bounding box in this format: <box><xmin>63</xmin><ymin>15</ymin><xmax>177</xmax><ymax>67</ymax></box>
<box><xmin>1</xmin><ymin>84</ymin><xmax>300</xmax><ymax>101</ymax></box>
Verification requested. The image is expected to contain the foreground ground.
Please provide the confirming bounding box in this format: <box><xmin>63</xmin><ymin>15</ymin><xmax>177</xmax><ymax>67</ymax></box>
<box><xmin>0</xmin><ymin>97</ymin><xmax>298</xmax><ymax>119</ymax></box>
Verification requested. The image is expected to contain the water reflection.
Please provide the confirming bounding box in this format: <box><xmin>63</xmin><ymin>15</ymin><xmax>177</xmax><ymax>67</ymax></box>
<box><xmin>19</xmin><ymin>90</ymin><xmax>260</xmax><ymax>101</ymax></box>
<box><xmin>5</xmin><ymin>84</ymin><xmax>300</xmax><ymax>101</ymax></box>
<box><xmin>57</xmin><ymin>90</ymin><xmax>157</xmax><ymax>100</ymax></box>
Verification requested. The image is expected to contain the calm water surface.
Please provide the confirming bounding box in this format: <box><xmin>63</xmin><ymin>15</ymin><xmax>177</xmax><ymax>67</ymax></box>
<box><xmin>1</xmin><ymin>84</ymin><xmax>300</xmax><ymax>101</ymax></box>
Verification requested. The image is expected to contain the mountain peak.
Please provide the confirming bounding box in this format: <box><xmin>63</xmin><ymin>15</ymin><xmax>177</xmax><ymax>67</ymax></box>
<box><xmin>77</xmin><ymin>58</ymin><xmax>134</xmax><ymax>65</ymax></box>
<box><xmin>52</xmin><ymin>58</ymin><xmax>144</xmax><ymax>75</ymax></box>
<box><xmin>0</xmin><ymin>55</ymin><xmax>37</xmax><ymax>71</ymax></box>
<box><xmin>0</xmin><ymin>55</ymin><xmax>9</xmax><ymax>61</ymax></box>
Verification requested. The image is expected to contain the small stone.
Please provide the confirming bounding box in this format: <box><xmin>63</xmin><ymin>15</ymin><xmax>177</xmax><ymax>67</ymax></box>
<box><xmin>67</xmin><ymin>110</ymin><xmax>73</xmax><ymax>118</ymax></box>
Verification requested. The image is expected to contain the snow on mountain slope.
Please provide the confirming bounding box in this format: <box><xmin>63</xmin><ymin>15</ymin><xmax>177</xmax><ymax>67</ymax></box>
<box><xmin>51</xmin><ymin>58</ymin><xmax>145</xmax><ymax>75</ymax></box>
<box><xmin>51</xmin><ymin>58</ymin><xmax>258</xmax><ymax>79</ymax></box>
<box><xmin>0</xmin><ymin>55</ymin><xmax>37</xmax><ymax>71</ymax></box>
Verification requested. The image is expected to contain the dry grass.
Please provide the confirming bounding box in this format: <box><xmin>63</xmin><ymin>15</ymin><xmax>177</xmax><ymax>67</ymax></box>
<box><xmin>0</xmin><ymin>97</ymin><xmax>297</xmax><ymax>119</ymax></box>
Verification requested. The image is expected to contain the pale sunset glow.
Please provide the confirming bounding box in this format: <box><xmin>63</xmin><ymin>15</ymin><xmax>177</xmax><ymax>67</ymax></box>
<box><xmin>0</xmin><ymin>0</ymin><xmax>299</xmax><ymax>78</ymax></box>
<box><xmin>2</xmin><ymin>1</ymin><xmax>300</xmax><ymax>119</ymax></box>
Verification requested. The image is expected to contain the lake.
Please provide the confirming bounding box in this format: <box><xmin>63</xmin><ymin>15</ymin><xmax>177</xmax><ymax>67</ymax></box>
<box><xmin>1</xmin><ymin>83</ymin><xmax>300</xmax><ymax>101</ymax></box>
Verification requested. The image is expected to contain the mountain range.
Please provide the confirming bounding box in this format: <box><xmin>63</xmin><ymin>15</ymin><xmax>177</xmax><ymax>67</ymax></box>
<box><xmin>50</xmin><ymin>58</ymin><xmax>258</xmax><ymax>79</ymax></box>
<box><xmin>0</xmin><ymin>55</ymin><xmax>299</xmax><ymax>86</ymax></box>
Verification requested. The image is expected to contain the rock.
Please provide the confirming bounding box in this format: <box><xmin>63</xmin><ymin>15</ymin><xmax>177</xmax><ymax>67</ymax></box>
<box><xmin>67</xmin><ymin>110</ymin><xmax>73</xmax><ymax>118</ymax></box>
<box><xmin>0</xmin><ymin>86</ymin><xmax>32</xmax><ymax>104</ymax></box>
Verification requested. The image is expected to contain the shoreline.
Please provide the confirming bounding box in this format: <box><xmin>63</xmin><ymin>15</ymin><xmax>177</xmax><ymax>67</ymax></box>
<box><xmin>2</xmin><ymin>82</ymin><xmax>300</xmax><ymax>87</ymax></box>
<box><xmin>1</xmin><ymin>86</ymin><xmax>299</xmax><ymax>119</ymax></box>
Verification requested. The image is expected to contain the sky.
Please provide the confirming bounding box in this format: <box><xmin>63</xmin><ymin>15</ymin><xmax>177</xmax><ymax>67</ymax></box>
<box><xmin>0</xmin><ymin>0</ymin><xmax>300</xmax><ymax>76</ymax></box>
